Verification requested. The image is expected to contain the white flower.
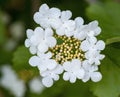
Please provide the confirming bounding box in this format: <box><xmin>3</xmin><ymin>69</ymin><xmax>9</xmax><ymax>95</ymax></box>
<box><xmin>56</xmin><ymin>11</ymin><xmax>75</xmax><ymax>37</ymax></box>
<box><xmin>29</xmin><ymin>52</ymin><xmax>57</xmax><ymax>72</ymax></box>
<box><xmin>85</xmin><ymin>51</ymin><xmax>105</xmax><ymax>65</ymax></box>
<box><xmin>80</xmin><ymin>37</ymin><xmax>105</xmax><ymax>52</ymax></box>
<box><xmin>25</xmin><ymin>28</ymin><xmax>36</xmax><ymax>54</ymax></box>
<box><xmin>29</xmin><ymin>77</ymin><xmax>45</xmax><ymax>94</ymax></box>
<box><xmin>82</xmin><ymin>61</ymin><xmax>102</xmax><ymax>82</ymax></box>
<box><xmin>34</xmin><ymin>4</ymin><xmax>61</xmax><ymax>29</ymax></box>
<box><xmin>41</xmin><ymin>65</ymin><xmax>63</xmax><ymax>87</ymax></box>
<box><xmin>74</xmin><ymin>17</ymin><xmax>85</xmax><ymax>39</ymax></box>
<box><xmin>81</xmin><ymin>37</ymin><xmax>105</xmax><ymax>65</ymax></box>
<box><xmin>0</xmin><ymin>65</ymin><xmax>26</xmax><ymax>97</ymax></box>
<box><xmin>63</xmin><ymin>59</ymin><xmax>85</xmax><ymax>83</ymax></box>
<box><xmin>74</xmin><ymin>21</ymin><xmax>101</xmax><ymax>40</ymax></box>
<box><xmin>25</xmin><ymin>27</ymin><xmax>56</xmax><ymax>54</ymax></box>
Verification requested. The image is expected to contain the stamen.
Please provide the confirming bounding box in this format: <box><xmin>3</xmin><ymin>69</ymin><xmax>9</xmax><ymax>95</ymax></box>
<box><xmin>49</xmin><ymin>34</ymin><xmax>85</xmax><ymax>64</ymax></box>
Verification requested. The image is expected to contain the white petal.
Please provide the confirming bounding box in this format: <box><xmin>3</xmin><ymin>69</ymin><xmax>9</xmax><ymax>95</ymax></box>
<box><xmin>29</xmin><ymin>46</ymin><xmax>37</xmax><ymax>54</ymax></box>
<box><xmin>75</xmin><ymin>68</ymin><xmax>85</xmax><ymax>79</ymax></box>
<box><xmin>94</xmin><ymin>59</ymin><xmax>101</xmax><ymax>65</ymax></box>
<box><xmin>26</xmin><ymin>29</ymin><xmax>33</xmax><ymax>38</ymax></box>
<box><xmin>29</xmin><ymin>56</ymin><xmax>40</xmax><ymax>67</ymax></box>
<box><xmin>91</xmin><ymin>72</ymin><xmax>102</xmax><ymax>82</ymax></box>
<box><xmin>64</xmin><ymin>20</ymin><xmax>75</xmax><ymax>31</ymax></box>
<box><xmin>82</xmin><ymin>72</ymin><xmax>90</xmax><ymax>82</ymax></box>
<box><xmin>52</xmin><ymin>74</ymin><xmax>59</xmax><ymax>81</ymax></box>
<box><xmin>82</xmin><ymin>60</ymin><xmax>90</xmax><ymax>70</ymax></box>
<box><xmin>63</xmin><ymin>72</ymin><xmax>70</xmax><ymax>81</ymax></box>
<box><xmin>34</xmin><ymin>27</ymin><xmax>44</xmax><ymax>35</ymax></box>
<box><xmin>80</xmin><ymin>40</ymin><xmax>90</xmax><ymax>51</ymax></box>
<box><xmin>46</xmin><ymin>60</ymin><xmax>57</xmax><ymax>70</ymax></box>
<box><xmin>40</xmin><ymin>70</ymin><xmax>49</xmax><ymax>77</ymax></box>
<box><xmin>38</xmin><ymin>65</ymin><xmax>47</xmax><ymax>73</ymax></box>
<box><xmin>40</xmin><ymin>18</ymin><xmax>50</xmax><ymax>28</ymax></box>
<box><xmin>38</xmin><ymin>42</ymin><xmax>48</xmax><ymax>53</ymax></box>
<box><xmin>50</xmin><ymin>18</ymin><xmax>62</xmax><ymax>29</ymax></box>
<box><xmin>46</xmin><ymin>52</ymin><xmax>52</xmax><ymax>59</ymax></box>
<box><xmin>89</xmin><ymin>20</ymin><xmax>98</xmax><ymax>29</ymax></box>
<box><xmin>72</xmin><ymin>59</ymin><xmax>81</xmax><ymax>65</ymax></box>
<box><xmin>54</xmin><ymin>65</ymin><xmax>63</xmax><ymax>74</ymax></box>
<box><xmin>61</xmin><ymin>10</ymin><xmax>72</xmax><ymax>21</ymax></box>
<box><xmin>90</xmin><ymin>65</ymin><xmax>98</xmax><ymax>72</ymax></box>
<box><xmin>88</xmin><ymin>37</ymin><xmax>97</xmax><ymax>44</ymax></box>
<box><xmin>49</xmin><ymin>8</ymin><xmax>61</xmax><ymax>18</ymax></box>
<box><xmin>96</xmin><ymin>40</ymin><xmax>105</xmax><ymax>50</ymax></box>
<box><xmin>70</xmin><ymin>74</ymin><xmax>76</xmax><ymax>83</ymax></box>
<box><xmin>33</xmin><ymin>12</ymin><xmax>41</xmax><ymax>24</ymax></box>
<box><xmin>87</xmin><ymin>31</ymin><xmax>94</xmax><ymax>37</ymax></box>
<box><xmin>56</xmin><ymin>27</ymin><xmax>65</xmax><ymax>36</ymax></box>
<box><xmin>46</xmin><ymin>37</ymin><xmax>57</xmax><ymax>47</ymax></box>
<box><xmin>30</xmin><ymin>27</ymin><xmax>44</xmax><ymax>45</ymax></box>
<box><xmin>42</xmin><ymin>77</ymin><xmax>53</xmax><ymax>87</ymax></box>
<box><xmin>39</xmin><ymin>4</ymin><xmax>49</xmax><ymax>13</ymax></box>
<box><xmin>94</xmin><ymin>27</ymin><xmax>101</xmax><ymax>36</ymax></box>
<box><xmin>76</xmin><ymin>31</ymin><xmax>86</xmax><ymax>40</ymax></box>
<box><xmin>71</xmin><ymin>59</ymin><xmax>81</xmax><ymax>70</ymax></box>
<box><xmin>25</xmin><ymin>39</ymin><xmax>31</xmax><ymax>47</ymax></box>
<box><xmin>45</xmin><ymin>28</ymin><xmax>53</xmax><ymax>36</ymax></box>
<box><xmin>63</xmin><ymin>61</ymin><xmax>71</xmax><ymax>71</ymax></box>
<box><xmin>75</xmin><ymin>17</ymin><xmax>84</xmax><ymax>28</ymax></box>
<box><xmin>88</xmin><ymin>58</ymin><xmax>94</xmax><ymax>65</ymax></box>
<box><xmin>65</xmin><ymin>32</ymin><xmax>73</xmax><ymax>37</ymax></box>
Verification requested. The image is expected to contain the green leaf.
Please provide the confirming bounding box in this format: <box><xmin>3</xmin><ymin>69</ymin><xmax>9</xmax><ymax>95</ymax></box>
<box><xmin>89</xmin><ymin>43</ymin><xmax>120</xmax><ymax>97</ymax></box>
<box><xmin>104</xmin><ymin>42</ymin><xmax>120</xmax><ymax>67</ymax></box>
<box><xmin>61</xmin><ymin>81</ymin><xmax>96</xmax><ymax>97</ymax></box>
<box><xmin>28</xmin><ymin>79</ymin><xmax>96</xmax><ymax>97</ymax></box>
<box><xmin>86</xmin><ymin>2</ymin><xmax>120</xmax><ymax>44</ymax></box>
<box><xmin>13</xmin><ymin>46</ymin><xmax>32</xmax><ymax>70</ymax></box>
<box><xmin>12</xmin><ymin>46</ymin><xmax>39</xmax><ymax>81</ymax></box>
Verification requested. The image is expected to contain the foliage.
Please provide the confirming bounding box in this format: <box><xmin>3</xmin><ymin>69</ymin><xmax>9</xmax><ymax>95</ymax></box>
<box><xmin>86</xmin><ymin>2</ymin><xmax>120</xmax><ymax>97</ymax></box>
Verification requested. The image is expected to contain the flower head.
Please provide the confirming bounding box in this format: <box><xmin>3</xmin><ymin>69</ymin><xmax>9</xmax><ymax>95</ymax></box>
<box><xmin>25</xmin><ymin>4</ymin><xmax>105</xmax><ymax>87</ymax></box>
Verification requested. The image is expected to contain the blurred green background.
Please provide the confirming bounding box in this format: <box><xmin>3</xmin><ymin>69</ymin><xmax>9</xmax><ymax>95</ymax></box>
<box><xmin>0</xmin><ymin>0</ymin><xmax>120</xmax><ymax>97</ymax></box>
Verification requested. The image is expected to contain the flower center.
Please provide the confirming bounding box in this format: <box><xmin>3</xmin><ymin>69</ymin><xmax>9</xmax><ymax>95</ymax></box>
<box><xmin>49</xmin><ymin>34</ymin><xmax>85</xmax><ymax>64</ymax></box>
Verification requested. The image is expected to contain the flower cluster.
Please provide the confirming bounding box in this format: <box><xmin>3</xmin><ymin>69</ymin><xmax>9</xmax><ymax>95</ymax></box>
<box><xmin>25</xmin><ymin>4</ymin><xmax>105</xmax><ymax>87</ymax></box>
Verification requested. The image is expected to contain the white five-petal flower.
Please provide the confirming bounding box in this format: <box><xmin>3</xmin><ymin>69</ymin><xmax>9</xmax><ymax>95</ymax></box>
<box><xmin>25</xmin><ymin>27</ymin><xmax>56</xmax><ymax>54</ymax></box>
<box><xmin>41</xmin><ymin>65</ymin><xmax>63</xmax><ymax>87</ymax></box>
<box><xmin>74</xmin><ymin>21</ymin><xmax>101</xmax><ymax>40</ymax></box>
<box><xmin>63</xmin><ymin>59</ymin><xmax>85</xmax><ymax>83</ymax></box>
<box><xmin>80</xmin><ymin>37</ymin><xmax>105</xmax><ymax>52</ymax></box>
<box><xmin>29</xmin><ymin>52</ymin><xmax>57</xmax><ymax>72</ymax></box>
<box><xmin>34</xmin><ymin>4</ymin><xmax>61</xmax><ymax>29</ymax></box>
<box><xmin>56</xmin><ymin>11</ymin><xmax>75</xmax><ymax>37</ymax></box>
<box><xmin>82</xmin><ymin>60</ymin><xmax>102</xmax><ymax>82</ymax></box>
